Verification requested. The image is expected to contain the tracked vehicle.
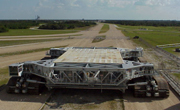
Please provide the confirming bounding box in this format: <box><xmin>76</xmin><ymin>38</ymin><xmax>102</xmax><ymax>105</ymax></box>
<box><xmin>6</xmin><ymin>47</ymin><xmax>169</xmax><ymax>97</ymax></box>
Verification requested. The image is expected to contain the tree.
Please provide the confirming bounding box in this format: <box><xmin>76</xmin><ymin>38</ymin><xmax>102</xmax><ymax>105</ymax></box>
<box><xmin>0</xmin><ymin>26</ymin><xmax>9</xmax><ymax>33</ymax></box>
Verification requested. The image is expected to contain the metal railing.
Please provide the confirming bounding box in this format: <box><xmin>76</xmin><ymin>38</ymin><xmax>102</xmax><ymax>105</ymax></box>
<box><xmin>138</xmin><ymin>38</ymin><xmax>180</xmax><ymax>96</ymax></box>
<box><xmin>138</xmin><ymin>38</ymin><xmax>180</xmax><ymax>65</ymax></box>
<box><xmin>159</xmin><ymin>70</ymin><xmax>180</xmax><ymax>96</ymax></box>
<box><xmin>157</xmin><ymin>43</ymin><xmax>180</xmax><ymax>48</ymax></box>
<box><xmin>156</xmin><ymin>46</ymin><xmax>180</xmax><ymax>62</ymax></box>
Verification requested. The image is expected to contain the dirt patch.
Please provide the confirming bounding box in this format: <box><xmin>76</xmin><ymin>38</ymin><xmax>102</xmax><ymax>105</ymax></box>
<box><xmin>92</xmin><ymin>36</ymin><xmax>106</xmax><ymax>43</ymax></box>
<box><xmin>43</xmin><ymin>89</ymin><xmax>123</xmax><ymax>110</ymax></box>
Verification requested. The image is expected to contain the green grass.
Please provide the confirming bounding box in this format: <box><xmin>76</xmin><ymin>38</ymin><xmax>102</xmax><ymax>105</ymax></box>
<box><xmin>92</xmin><ymin>35</ymin><xmax>106</xmax><ymax>43</ymax></box>
<box><xmin>163</xmin><ymin>47</ymin><xmax>180</xmax><ymax>56</ymax></box>
<box><xmin>0</xmin><ymin>29</ymin><xmax>78</xmax><ymax>36</ymax></box>
<box><xmin>117</xmin><ymin>25</ymin><xmax>180</xmax><ymax>46</ymax></box>
<box><xmin>121</xmin><ymin>99</ymin><xmax>125</xmax><ymax>110</ymax></box>
<box><xmin>0</xmin><ymin>38</ymin><xmax>67</xmax><ymax>47</ymax></box>
<box><xmin>172</xmin><ymin>73</ymin><xmax>180</xmax><ymax>79</ymax></box>
<box><xmin>117</xmin><ymin>25</ymin><xmax>180</xmax><ymax>56</ymax></box>
<box><xmin>0</xmin><ymin>26</ymin><xmax>92</xmax><ymax>36</ymax></box>
<box><xmin>62</xmin><ymin>103</ymin><xmax>98</xmax><ymax>110</ymax></box>
<box><xmin>0</xmin><ymin>78</ymin><xmax>8</xmax><ymax>86</ymax></box>
<box><xmin>0</xmin><ymin>67</ymin><xmax>9</xmax><ymax>86</ymax></box>
<box><xmin>108</xmin><ymin>100</ymin><xmax>118</xmax><ymax>110</ymax></box>
<box><xmin>0</xmin><ymin>45</ymin><xmax>67</xmax><ymax>57</ymax></box>
<box><xmin>0</xmin><ymin>34</ymin><xmax>82</xmax><ymax>39</ymax></box>
<box><xmin>99</xmin><ymin>24</ymin><xmax>109</xmax><ymax>33</ymax></box>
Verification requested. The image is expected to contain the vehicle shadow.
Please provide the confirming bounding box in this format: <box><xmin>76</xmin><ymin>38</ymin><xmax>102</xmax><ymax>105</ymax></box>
<box><xmin>165</xmin><ymin>103</ymin><xmax>180</xmax><ymax>110</ymax></box>
<box><xmin>45</xmin><ymin>89</ymin><xmax>123</xmax><ymax>109</ymax></box>
<box><xmin>124</xmin><ymin>86</ymin><xmax>180</xmax><ymax>103</ymax></box>
<box><xmin>123</xmin><ymin>87</ymin><xmax>180</xmax><ymax>110</ymax></box>
<box><xmin>0</xmin><ymin>85</ymin><xmax>51</xmax><ymax>103</ymax></box>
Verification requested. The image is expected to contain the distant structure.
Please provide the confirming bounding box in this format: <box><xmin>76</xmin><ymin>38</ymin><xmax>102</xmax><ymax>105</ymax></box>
<box><xmin>82</xmin><ymin>18</ymin><xmax>85</xmax><ymax>22</ymax></box>
<box><xmin>36</xmin><ymin>15</ymin><xmax>40</xmax><ymax>20</ymax></box>
<box><xmin>175</xmin><ymin>48</ymin><xmax>180</xmax><ymax>52</ymax></box>
<box><xmin>98</xmin><ymin>20</ymin><xmax>105</xmax><ymax>23</ymax></box>
<box><xmin>35</xmin><ymin>15</ymin><xmax>40</xmax><ymax>23</ymax></box>
<box><xmin>133</xmin><ymin>36</ymin><xmax>139</xmax><ymax>39</ymax></box>
<box><xmin>139</xmin><ymin>28</ymin><xmax>148</xmax><ymax>30</ymax></box>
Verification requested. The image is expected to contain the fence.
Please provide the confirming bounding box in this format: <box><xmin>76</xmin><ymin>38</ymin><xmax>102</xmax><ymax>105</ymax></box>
<box><xmin>156</xmin><ymin>46</ymin><xmax>180</xmax><ymax>62</ymax></box>
<box><xmin>138</xmin><ymin>38</ymin><xmax>180</xmax><ymax>65</ymax></box>
<box><xmin>157</xmin><ymin>43</ymin><xmax>180</xmax><ymax>48</ymax></box>
<box><xmin>138</xmin><ymin>38</ymin><xmax>180</xmax><ymax>96</ymax></box>
<box><xmin>159</xmin><ymin>70</ymin><xmax>180</xmax><ymax>96</ymax></box>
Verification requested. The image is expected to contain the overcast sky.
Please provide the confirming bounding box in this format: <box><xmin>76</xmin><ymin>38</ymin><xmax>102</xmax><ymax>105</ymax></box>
<box><xmin>0</xmin><ymin>0</ymin><xmax>180</xmax><ymax>20</ymax></box>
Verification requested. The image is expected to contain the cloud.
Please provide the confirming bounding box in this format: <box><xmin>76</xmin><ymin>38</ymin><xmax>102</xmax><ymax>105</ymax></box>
<box><xmin>1</xmin><ymin>0</ymin><xmax>180</xmax><ymax>20</ymax></box>
<box><xmin>106</xmin><ymin>0</ymin><xmax>136</xmax><ymax>8</ymax></box>
<box><xmin>34</xmin><ymin>0</ymin><xmax>65</xmax><ymax>12</ymax></box>
<box><xmin>134</xmin><ymin>0</ymin><xmax>146</xmax><ymax>6</ymax></box>
<box><xmin>35</xmin><ymin>0</ymin><xmax>137</xmax><ymax>9</ymax></box>
<box><xmin>145</xmin><ymin>0</ymin><xmax>171</xmax><ymax>6</ymax></box>
<box><xmin>134</xmin><ymin>0</ymin><xmax>179</xmax><ymax>7</ymax></box>
<box><xmin>30</xmin><ymin>0</ymin><xmax>180</xmax><ymax>20</ymax></box>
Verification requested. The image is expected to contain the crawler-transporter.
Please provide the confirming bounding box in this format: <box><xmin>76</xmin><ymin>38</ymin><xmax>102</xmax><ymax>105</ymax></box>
<box><xmin>6</xmin><ymin>47</ymin><xmax>169</xmax><ymax>98</ymax></box>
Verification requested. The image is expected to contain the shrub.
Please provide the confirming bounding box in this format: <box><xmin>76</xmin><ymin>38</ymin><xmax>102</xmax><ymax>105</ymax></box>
<box><xmin>0</xmin><ymin>26</ymin><xmax>9</xmax><ymax>33</ymax></box>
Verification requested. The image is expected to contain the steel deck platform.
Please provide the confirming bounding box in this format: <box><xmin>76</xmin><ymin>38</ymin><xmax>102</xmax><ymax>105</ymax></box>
<box><xmin>54</xmin><ymin>48</ymin><xmax>124</xmax><ymax>64</ymax></box>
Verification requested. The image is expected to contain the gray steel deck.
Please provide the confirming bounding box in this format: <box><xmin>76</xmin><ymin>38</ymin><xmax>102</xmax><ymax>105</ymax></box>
<box><xmin>54</xmin><ymin>48</ymin><xmax>124</xmax><ymax>64</ymax></box>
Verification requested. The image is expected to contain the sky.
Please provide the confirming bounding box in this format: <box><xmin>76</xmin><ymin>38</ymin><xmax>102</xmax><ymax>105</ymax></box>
<box><xmin>0</xmin><ymin>0</ymin><xmax>180</xmax><ymax>20</ymax></box>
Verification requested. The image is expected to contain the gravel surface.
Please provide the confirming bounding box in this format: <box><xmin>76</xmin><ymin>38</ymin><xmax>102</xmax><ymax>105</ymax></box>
<box><xmin>43</xmin><ymin>89</ymin><xmax>123</xmax><ymax>110</ymax></box>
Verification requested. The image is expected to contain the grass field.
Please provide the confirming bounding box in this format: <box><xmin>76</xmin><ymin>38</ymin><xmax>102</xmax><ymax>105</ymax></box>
<box><xmin>172</xmin><ymin>73</ymin><xmax>180</xmax><ymax>79</ymax></box>
<box><xmin>117</xmin><ymin>25</ymin><xmax>180</xmax><ymax>46</ymax></box>
<box><xmin>0</xmin><ymin>38</ymin><xmax>68</xmax><ymax>47</ymax></box>
<box><xmin>0</xmin><ymin>34</ymin><xmax>82</xmax><ymax>39</ymax></box>
<box><xmin>99</xmin><ymin>24</ymin><xmax>109</xmax><ymax>33</ymax></box>
<box><xmin>0</xmin><ymin>45</ymin><xmax>67</xmax><ymax>57</ymax></box>
<box><xmin>92</xmin><ymin>35</ymin><xmax>106</xmax><ymax>43</ymax></box>
<box><xmin>0</xmin><ymin>67</ymin><xmax>9</xmax><ymax>86</ymax></box>
<box><xmin>0</xmin><ymin>26</ymin><xmax>92</xmax><ymax>36</ymax></box>
<box><xmin>163</xmin><ymin>47</ymin><xmax>180</xmax><ymax>57</ymax></box>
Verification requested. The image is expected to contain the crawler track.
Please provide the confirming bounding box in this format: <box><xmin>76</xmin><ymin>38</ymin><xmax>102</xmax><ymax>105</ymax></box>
<box><xmin>153</xmin><ymin>75</ymin><xmax>169</xmax><ymax>98</ymax></box>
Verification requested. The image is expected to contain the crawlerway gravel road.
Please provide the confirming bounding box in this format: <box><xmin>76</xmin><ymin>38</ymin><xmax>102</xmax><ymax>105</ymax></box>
<box><xmin>0</xmin><ymin>23</ymin><xmax>179</xmax><ymax>110</ymax></box>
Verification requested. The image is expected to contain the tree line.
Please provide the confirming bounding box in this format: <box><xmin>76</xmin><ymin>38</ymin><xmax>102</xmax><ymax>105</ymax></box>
<box><xmin>0</xmin><ymin>25</ymin><xmax>8</xmax><ymax>33</ymax></box>
<box><xmin>0</xmin><ymin>20</ymin><xmax>96</xmax><ymax>33</ymax></box>
<box><xmin>0</xmin><ymin>20</ymin><xmax>39</xmax><ymax>33</ymax></box>
<box><xmin>39</xmin><ymin>21</ymin><xmax>96</xmax><ymax>30</ymax></box>
<box><xmin>104</xmin><ymin>20</ymin><xmax>180</xmax><ymax>26</ymax></box>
